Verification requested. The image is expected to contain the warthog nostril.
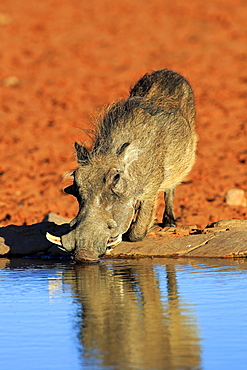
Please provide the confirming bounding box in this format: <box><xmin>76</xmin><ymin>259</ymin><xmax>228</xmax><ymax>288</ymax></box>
<box><xmin>107</xmin><ymin>219</ymin><xmax>117</xmax><ymax>229</ymax></box>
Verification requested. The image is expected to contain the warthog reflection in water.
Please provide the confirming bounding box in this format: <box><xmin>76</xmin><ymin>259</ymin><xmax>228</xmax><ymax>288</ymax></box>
<box><xmin>64</xmin><ymin>260</ymin><xmax>201</xmax><ymax>369</ymax></box>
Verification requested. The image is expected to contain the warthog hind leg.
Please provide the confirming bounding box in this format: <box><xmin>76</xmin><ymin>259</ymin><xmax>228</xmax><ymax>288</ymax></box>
<box><xmin>162</xmin><ymin>188</ymin><xmax>177</xmax><ymax>227</ymax></box>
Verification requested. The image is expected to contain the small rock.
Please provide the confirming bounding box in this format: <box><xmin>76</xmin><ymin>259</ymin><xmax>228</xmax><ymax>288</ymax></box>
<box><xmin>2</xmin><ymin>76</ymin><xmax>20</xmax><ymax>87</ymax></box>
<box><xmin>225</xmin><ymin>188</ymin><xmax>247</xmax><ymax>207</ymax></box>
<box><xmin>43</xmin><ymin>212</ymin><xmax>71</xmax><ymax>225</ymax></box>
<box><xmin>205</xmin><ymin>219</ymin><xmax>247</xmax><ymax>231</ymax></box>
<box><xmin>0</xmin><ymin>237</ymin><xmax>10</xmax><ymax>255</ymax></box>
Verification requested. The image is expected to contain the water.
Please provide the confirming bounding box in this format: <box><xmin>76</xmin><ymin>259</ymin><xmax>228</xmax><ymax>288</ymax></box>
<box><xmin>0</xmin><ymin>257</ymin><xmax>247</xmax><ymax>370</ymax></box>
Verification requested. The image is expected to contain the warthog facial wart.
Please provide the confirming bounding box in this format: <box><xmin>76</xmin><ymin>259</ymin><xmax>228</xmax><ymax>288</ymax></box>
<box><xmin>47</xmin><ymin>69</ymin><xmax>197</xmax><ymax>262</ymax></box>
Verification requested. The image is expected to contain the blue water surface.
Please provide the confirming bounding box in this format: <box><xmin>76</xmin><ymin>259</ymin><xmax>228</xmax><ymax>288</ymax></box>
<box><xmin>0</xmin><ymin>261</ymin><xmax>82</xmax><ymax>370</ymax></box>
<box><xmin>0</xmin><ymin>257</ymin><xmax>247</xmax><ymax>370</ymax></box>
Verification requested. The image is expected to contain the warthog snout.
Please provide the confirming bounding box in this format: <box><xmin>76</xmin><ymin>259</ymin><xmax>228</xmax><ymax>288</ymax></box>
<box><xmin>60</xmin><ymin>218</ymin><xmax>124</xmax><ymax>262</ymax></box>
<box><xmin>61</xmin><ymin>229</ymin><xmax>102</xmax><ymax>262</ymax></box>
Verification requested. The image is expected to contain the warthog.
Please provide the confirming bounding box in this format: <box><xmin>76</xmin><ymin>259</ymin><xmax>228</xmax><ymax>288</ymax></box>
<box><xmin>47</xmin><ymin>69</ymin><xmax>197</xmax><ymax>261</ymax></box>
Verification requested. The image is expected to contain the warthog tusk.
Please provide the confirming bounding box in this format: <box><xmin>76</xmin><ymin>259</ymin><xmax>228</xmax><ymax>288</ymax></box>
<box><xmin>105</xmin><ymin>235</ymin><xmax>122</xmax><ymax>254</ymax></box>
<box><xmin>107</xmin><ymin>234</ymin><xmax>122</xmax><ymax>247</ymax></box>
<box><xmin>46</xmin><ymin>232</ymin><xmax>68</xmax><ymax>252</ymax></box>
<box><xmin>46</xmin><ymin>232</ymin><xmax>62</xmax><ymax>246</ymax></box>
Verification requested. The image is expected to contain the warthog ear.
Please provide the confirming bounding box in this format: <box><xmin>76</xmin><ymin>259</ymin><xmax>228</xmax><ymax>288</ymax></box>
<box><xmin>117</xmin><ymin>141</ymin><xmax>140</xmax><ymax>170</ymax></box>
<box><xmin>75</xmin><ymin>142</ymin><xmax>89</xmax><ymax>164</ymax></box>
<box><xmin>116</xmin><ymin>142</ymin><xmax>130</xmax><ymax>155</ymax></box>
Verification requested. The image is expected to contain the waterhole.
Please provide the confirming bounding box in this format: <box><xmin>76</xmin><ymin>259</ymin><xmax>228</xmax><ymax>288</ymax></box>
<box><xmin>0</xmin><ymin>257</ymin><xmax>246</xmax><ymax>369</ymax></box>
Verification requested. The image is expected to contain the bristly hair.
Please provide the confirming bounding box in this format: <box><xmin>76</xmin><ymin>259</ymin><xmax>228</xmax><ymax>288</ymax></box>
<box><xmin>129</xmin><ymin>69</ymin><xmax>187</xmax><ymax>98</ymax></box>
<box><xmin>90</xmin><ymin>69</ymin><xmax>192</xmax><ymax>155</ymax></box>
<box><xmin>92</xmin><ymin>98</ymin><xmax>141</xmax><ymax>153</ymax></box>
<box><xmin>79</xmin><ymin>128</ymin><xmax>96</xmax><ymax>141</ymax></box>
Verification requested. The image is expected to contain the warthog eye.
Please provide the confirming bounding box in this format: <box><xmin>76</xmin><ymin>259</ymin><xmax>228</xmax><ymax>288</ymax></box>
<box><xmin>105</xmin><ymin>169</ymin><xmax>123</xmax><ymax>195</ymax></box>
<box><xmin>112</xmin><ymin>173</ymin><xmax>120</xmax><ymax>185</ymax></box>
<box><xmin>110</xmin><ymin>172</ymin><xmax>122</xmax><ymax>197</ymax></box>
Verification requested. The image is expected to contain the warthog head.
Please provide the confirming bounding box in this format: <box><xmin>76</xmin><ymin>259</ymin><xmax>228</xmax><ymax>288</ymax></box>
<box><xmin>56</xmin><ymin>141</ymin><xmax>141</xmax><ymax>262</ymax></box>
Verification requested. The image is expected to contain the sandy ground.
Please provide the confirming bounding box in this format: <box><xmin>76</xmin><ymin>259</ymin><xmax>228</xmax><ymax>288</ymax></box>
<box><xmin>0</xmin><ymin>0</ymin><xmax>246</xmax><ymax>229</ymax></box>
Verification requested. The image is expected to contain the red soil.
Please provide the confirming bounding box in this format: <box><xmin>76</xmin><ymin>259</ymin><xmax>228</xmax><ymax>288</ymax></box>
<box><xmin>0</xmin><ymin>0</ymin><xmax>246</xmax><ymax>229</ymax></box>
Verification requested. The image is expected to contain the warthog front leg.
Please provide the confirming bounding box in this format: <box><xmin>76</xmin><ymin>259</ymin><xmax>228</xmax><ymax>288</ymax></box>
<box><xmin>128</xmin><ymin>198</ymin><xmax>157</xmax><ymax>241</ymax></box>
<box><xmin>162</xmin><ymin>188</ymin><xmax>177</xmax><ymax>227</ymax></box>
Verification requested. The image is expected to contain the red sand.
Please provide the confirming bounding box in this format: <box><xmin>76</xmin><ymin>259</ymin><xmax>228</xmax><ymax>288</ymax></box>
<box><xmin>0</xmin><ymin>0</ymin><xmax>246</xmax><ymax>229</ymax></box>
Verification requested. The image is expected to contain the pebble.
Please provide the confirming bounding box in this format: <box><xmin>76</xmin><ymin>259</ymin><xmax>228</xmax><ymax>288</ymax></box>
<box><xmin>2</xmin><ymin>76</ymin><xmax>20</xmax><ymax>87</ymax></box>
<box><xmin>225</xmin><ymin>188</ymin><xmax>247</xmax><ymax>207</ymax></box>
